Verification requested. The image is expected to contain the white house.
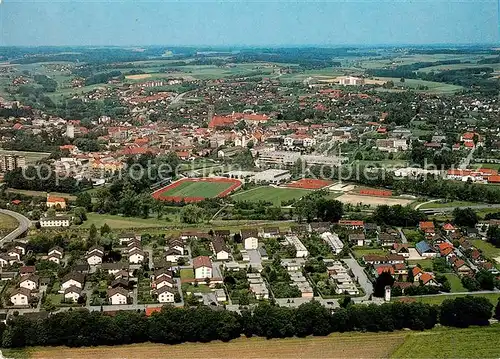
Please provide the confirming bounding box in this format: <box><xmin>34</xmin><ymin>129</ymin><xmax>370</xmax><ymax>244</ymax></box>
<box><xmin>154</xmin><ymin>277</ymin><xmax>174</xmax><ymax>290</ymax></box>
<box><xmin>128</xmin><ymin>248</ymin><xmax>145</xmax><ymax>264</ymax></box>
<box><xmin>241</xmin><ymin>229</ymin><xmax>259</xmax><ymax>250</ymax></box>
<box><xmin>61</xmin><ymin>272</ymin><xmax>84</xmax><ymax>290</ymax></box>
<box><xmin>19</xmin><ymin>274</ymin><xmax>39</xmax><ymax>290</ymax></box>
<box><xmin>48</xmin><ymin>246</ymin><xmax>64</xmax><ymax>257</ymax></box>
<box><xmin>157</xmin><ymin>286</ymin><xmax>175</xmax><ymax>303</ymax></box>
<box><xmin>211</xmin><ymin>237</ymin><xmax>230</xmax><ymax>261</ymax></box>
<box><xmin>193</xmin><ymin>256</ymin><xmax>212</xmax><ymax>280</ymax></box>
<box><xmin>64</xmin><ymin>286</ymin><xmax>82</xmax><ymax>302</ymax></box>
<box><xmin>10</xmin><ymin>288</ymin><xmax>31</xmax><ymax>306</ymax></box>
<box><xmin>48</xmin><ymin>253</ymin><xmax>62</xmax><ymax>265</ymax></box>
<box><xmin>87</xmin><ymin>253</ymin><xmax>103</xmax><ymax>265</ymax></box>
<box><xmin>165</xmin><ymin>248</ymin><xmax>183</xmax><ymax>263</ymax></box>
<box><xmin>108</xmin><ymin>288</ymin><xmax>129</xmax><ymax>305</ymax></box>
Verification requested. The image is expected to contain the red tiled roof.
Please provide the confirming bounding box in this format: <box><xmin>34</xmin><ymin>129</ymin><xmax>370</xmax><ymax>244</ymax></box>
<box><xmin>193</xmin><ymin>256</ymin><xmax>212</xmax><ymax>269</ymax></box>
<box><xmin>419</xmin><ymin>221</ymin><xmax>434</xmax><ymax>230</ymax></box>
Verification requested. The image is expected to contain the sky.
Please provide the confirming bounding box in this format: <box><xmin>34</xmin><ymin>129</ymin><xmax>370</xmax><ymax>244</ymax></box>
<box><xmin>0</xmin><ymin>0</ymin><xmax>499</xmax><ymax>46</ymax></box>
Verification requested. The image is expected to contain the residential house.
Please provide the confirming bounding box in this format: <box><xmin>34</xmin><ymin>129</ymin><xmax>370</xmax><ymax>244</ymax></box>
<box><xmin>241</xmin><ymin>229</ymin><xmax>259</xmax><ymax>250</ymax></box>
<box><xmin>48</xmin><ymin>246</ymin><xmax>64</xmax><ymax>258</ymax></box>
<box><xmin>338</xmin><ymin>220</ymin><xmax>364</xmax><ymax>230</ymax></box>
<box><xmin>61</xmin><ymin>272</ymin><xmax>85</xmax><ymax>290</ymax></box>
<box><xmin>156</xmin><ymin>286</ymin><xmax>175</xmax><ymax>303</ymax></box>
<box><xmin>46</xmin><ymin>195</ymin><xmax>67</xmax><ymax>209</ymax></box>
<box><xmin>392</xmin><ymin>243</ymin><xmax>410</xmax><ymax>258</ymax></box>
<box><xmin>10</xmin><ymin>288</ymin><xmax>31</xmax><ymax>306</ymax></box>
<box><xmin>211</xmin><ymin>237</ymin><xmax>230</xmax><ymax>261</ymax></box>
<box><xmin>349</xmin><ymin>233</ymin><xmax>366</xmax><ymax>247</ymax></box>
<box><xmin>19</xmin><ymin>274</ymin><xmax>39</xmax><ymax>290</ymax></box>
<box><xmin>129</xmin><ymin>248</ymin><xmax>145</xmax><ymax>264</ymax></box>
<box><xmin>86</xmin><ymin>246</ymin><xmax>104</xmax><ymax>265</ymax></box>
<box><xmin>261</xmin><ymin>227</ymin><xmax>280</xmax><ymax>239</ymax></box>
<box><xmin>118</xmin><ymin>233</ymin><xmax>141</xmax><ymax>246</ymax></box>
<box><xmin>40</xmin><ymin>216</ymin><xmax>70</xmax><ymax>228</ymax></box>
<box><xmin>107</xmin><ymin>287</ymin><xmax>129</xmax><ymax>305</ymax></box>
<box><xmin>64</xmin><ymin>286</ymin><xmax>82</xmax><ymax>302</ymax></box>
<box><xmin>193</xmin><ymin>256</ymin><xmax>212</xmax><ymax>280</ymax></box>
<box><xmin>415</xmin><ymin>241</ymin><xmax>438</xmax><ymax>258</ymax></box>
<box><xmin>165</xmin><ymin>248</ymin><xmax>183</xmax><ymax>262</ymax></box>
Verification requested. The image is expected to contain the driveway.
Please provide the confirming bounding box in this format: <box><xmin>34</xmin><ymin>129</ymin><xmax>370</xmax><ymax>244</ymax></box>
<box><xmin>343</xmin><ymin>254</ymin><xmax>373</xmax><ymax>300</ymax></box>
<box><xmin>247</xmin><ymin>249</ymin><xmax>261</xmax><ymax>265</ymax></box>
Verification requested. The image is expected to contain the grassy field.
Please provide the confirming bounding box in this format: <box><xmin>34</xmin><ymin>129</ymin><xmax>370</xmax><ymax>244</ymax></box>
<box><xmin>392</xmin><ymin>324</ymin><xmax>500</xmax><ymax>358</ymax></box>
<box><xmin>158</xmin><ymin>181</ymin><xmax>233</xmax><ymax>199</ymax></box>
<box><xmin>16</xmin><ymin>332</ymin><xmax>408</xmax><ymax>359</ymax></box>
<box><xmin>352</xmin><ymin>247</ymin><xmax>388</xmax><ymax>258</ymax></box>
<box><xmin>407</xmin><ymin>259</ymin><xmax>434</xmax><ymax>271</ymax></box>
<box><xmin>374</xmin><ymin>77</ymin><xmax>463</xmax><ymax>94</ymax></box>
<box><xmin>443</xmin><ymin>273</ymin><xmax>467</xmax><ymax>293</ymax></box>
<box><xmin>231</xmin><ymin>186</ymin><xmax>311</xmax><ymax>206</ymax></box>
<box><xmin>403</xmin><ymin>292</ymin><xmax>500</xmax><ymax>306</ymax></box>
<box><xmin>179</xmin><ymin>268</ymin><xmax>194</xmax><ymax>280</ymax></box>
<box><xmin>471</xmin><ymin>239</ymin><xmax>500</xmax><ymax>263</ymax></box>
<box><xmin>81</xmin><ymin>213</ymin><xmax>167</xmax><ymax>229</ymax></box>
<box><xmin>0</xmin><ymin>212</ymin><xmax>18</xmax><ymax>230</ymax></box>
<box><xmin>10</xmin><ymin>325</ymin><xmax>500</xmax><ymax>359</ymax></box>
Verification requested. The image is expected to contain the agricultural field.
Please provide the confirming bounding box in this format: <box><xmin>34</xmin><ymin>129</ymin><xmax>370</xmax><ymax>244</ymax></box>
<box><xmin>374</xmin><ymin>77</ymin><xmax>464</xmax><ymax>94</ymax></box>
<box><xmin>11</xmin><ymin>325</ymin><xmax>500</xmax><ymax>359</ymax></box>
<box><xmin>352</xmin><ymin>247</ymin><xmax>388</xmax><ymax>258</ymax></box>
<box><xmin>231</xmin><ymin>186</ymin><xmax>311</xmax><ymax>206</ymax></box>
<box><xmin>418</xmin><ymin>200</ymin><xmax>485</xmax><ymax>209</ymax></box>
<box><xmin>392</xmin><ymin>324</ymin><xmax>500</xmax><ymax>359</ymax></box>
<box><xmin>400</xmin><ymin>292</ymin><xmax>500</xmax><ymax>306</ymax></box>
<box><xmin>20</xmin><ymin>331</ymin><xmax>407</xmax><ymax>359</ymax></box>
<box><xmin>5</xmin><ymin>189</ymin><xmax>77</xmax><ymax>201</ymax></box>
<box><xmin>153</xmin><ymin>178</ymin><xmax>241</xmax><ymax>202</ymax></box>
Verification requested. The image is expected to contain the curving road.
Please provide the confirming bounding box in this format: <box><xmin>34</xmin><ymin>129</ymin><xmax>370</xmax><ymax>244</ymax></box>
<box><xmin>0</xmin><ymin>209</ymin><xmax>31</xmax><ymax>246</ymax></box>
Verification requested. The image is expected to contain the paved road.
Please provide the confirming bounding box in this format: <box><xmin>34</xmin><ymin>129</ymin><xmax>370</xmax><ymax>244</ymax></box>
<box><xmin>459</xmin><ymin>146</ymin><xmax>475</xmax><ymax>170</ymax></box>
<box><xmin>397</xmin><ymin>228</ymin><xmax>408</xmax><ymax>244</ymax></box>
<box><xmin>343</xmin><ymin>254</ymin><xmax>373</xmax><ymax>301</ymax></box>
<box><xmin>0</xmin><ymin>209</ymin><xmax>31</xmax><ymax>246</ymax></box>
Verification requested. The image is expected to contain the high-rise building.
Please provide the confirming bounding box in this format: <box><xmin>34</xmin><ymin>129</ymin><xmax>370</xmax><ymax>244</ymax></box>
<box><xmin>0</xmin><ymin>155</ymin><xmax>26</xmax><ymax>172</ymax></box>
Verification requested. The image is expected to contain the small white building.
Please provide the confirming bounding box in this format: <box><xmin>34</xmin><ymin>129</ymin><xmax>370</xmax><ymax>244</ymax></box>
<box><xmin>193</xmin><ymin>256</ymin><xmax>212</xmax><ymax>280</ymax></box>
<box><xmin>128</xmin><ymin>249</ymin><xmax>145</xmax><ymax>264</ymax></box>
<box><xmin>19</xmin><ymin>274</ymin><xmax>39</xmax><ymax>290</ymax></box>
<box><xmin>64</xmin><ymin>286</ymin><xmax>82</xmax><ymax>302</ymax></box>
<box><xmin>241</xmin><ymin>229</ymin><xmax>259</xmax><ymax>250</ymax></box>
<box><xmin>108</xmin><ymin>288</ymin><xmax>129</xmax><ymax>305</ymax></box>
<box><xmin>40</xmin><ymin>217</ymin><xmax>71</xmax><ymax>228</ymax></box>
<box><xmin>10</xmin><ymin>288</ymin><xmax>31</xmax><ymax>306</ymax></box>
<box><xmin>61</xmin><ymin>272</ymin><xmax>85</xmax><ymax>290</ymax></box>
<box><xmin>157</xmin><ymin>286</ymin><xmax>175</xmax><ymax>303</ymax></box>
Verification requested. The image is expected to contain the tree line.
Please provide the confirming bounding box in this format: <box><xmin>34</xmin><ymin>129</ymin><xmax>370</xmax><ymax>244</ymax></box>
<box><xmin>1</xmin><ymin>297</ymin><xmax>497</xmax><ymax>348</ymax></box>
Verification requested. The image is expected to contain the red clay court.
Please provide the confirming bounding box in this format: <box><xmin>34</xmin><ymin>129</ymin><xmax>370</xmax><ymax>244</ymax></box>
<box><xmin>286</xmin><ymin>178</ymin><xmax>333</xmax><ymax>190</ymax></box>
<box><xmin>152</xmin><ymin>177</ymin><xmax>242</xmax><ymax>203</ymax></box>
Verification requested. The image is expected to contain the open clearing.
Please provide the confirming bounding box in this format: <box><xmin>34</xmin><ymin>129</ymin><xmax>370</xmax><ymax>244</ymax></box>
<box><xmin>471</xmin><ymin>239</ymin><xmax>500</xmax><ymax>264</ymax></box>
<box><xmin>399</xmin><ymin>292</ymin><xmax>500</xmax><ymax>306</ymax></box>
<box><xmin>231</xmin><ymin>186</ymin><xmax>311</xmax><ymax>206</ymax></box>
<box><xmin>392</xmin><ymin>324</ymin><xmax>500</xmax><ymax>358</ymax></box>
<box><xmin>17</xmin><ymin>325</ymin><xmax>500</xmax><ymax>359</ymax></box>
<box><xmin>5</xmin><ymin>189</ymin><xmax>77</xmax><ymax>200</ymax></box>
<box><xmin>336</xmin><ymin>194</ymin><xmax>413</xmax><ymax>207</ymax></box>
<box><xmin>81</xmin><ymin>213</ymin><xmax>166</xmax><ymax>229</ymax></box>
<box><xmin>125</xmin><ymin>74</ymin><xmax>153</xmax><ymax>80</ymax></box>
<box><xmin>0</xmin><ymin>212</ymin><xmax>18</xmax><ymax>230</ymax></box>
<box><xmin>25</xmin><ymin>332</ymin><xmax>407</xmax><ymax>359</ymax></box>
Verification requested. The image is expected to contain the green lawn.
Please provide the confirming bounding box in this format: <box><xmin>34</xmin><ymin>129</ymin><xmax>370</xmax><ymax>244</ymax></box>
<box><xmin>352</xmin><ymin>247</ymin><xmax>388</xmax><ymax>258</ymax></box>
<box><xmin>443</xmin><ymin>273</ymin><xmax>467</xmax><ymax>293</ymax></box>
<box><xmin>81</xmin><ymin>213</ymin><xmax>166</xmax><ymax>229</ymax></box>
<box><xmin>158</xmin><ymin>180</ymin><xmax>234</xmax><ymax>199</ymax></box>
<box><xmin>0</xmin><ymin>213</ymin><xmax>18</xmax><ymax>230</ymax></box>
<box><xmin>180</xmin><ymin>268</ymin><xmax>194</xmax><ymax>280</ymax></box>
<box><xmin>471</xmin><ymin>239</ymin><xmax>500</xmax><ymax>261</ymax></box>
<box><xmin>231</xmin><ymin>186</ymin><xmax>311</xmax><ymax>206</ymax></box>
<box><xmin>407</xmin><ymin>259</ymin><xmax>434</xmax><ymax>271</ymax></box>
<box><xmin>374</xmin><ymin>77</ymin><xmax>463</xmax><ymax>94</ymax></box>
<box><xmin>407</xmin><ymin>293</ymin><xmax>500</xmax><ymax>306</ymax></box>
<box><xmin>182</xmin><ymin>283</ymin><xmax>212</xmax><ymax>293</ymax></box>
<box><xmin>391</xmin><ymin>324</ymin><xmax>500</xmax><ymax>358</ymax></box>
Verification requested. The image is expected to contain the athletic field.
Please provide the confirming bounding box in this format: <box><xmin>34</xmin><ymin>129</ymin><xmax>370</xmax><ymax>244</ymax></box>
<box><xmin>231</xmin><ymin>186</ymin><xmax>311</xmax><ymax>206</ymax></box>
<box><xmin>152</xmin><ymin>178</ymin><xmax>241</xmax><ymax>202</ymax></box>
